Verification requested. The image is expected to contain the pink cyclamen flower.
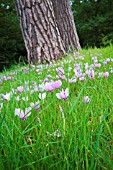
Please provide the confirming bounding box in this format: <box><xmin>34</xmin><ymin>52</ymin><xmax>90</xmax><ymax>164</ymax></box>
<box><xmin>30</xmin><ymin>102</ymin><xmax>35</xmax><ymax>107</ymax></box>
<box><xmin>85</xmin><ymin>69</ymin><xmax>90</xmax><ymax>75</ymax></box>
<box><xmin>79</xmin><ymin>77</ymin><xmax>85</xmax><ymax>82</ymax></box>
<box><xmin>17</xmin><ymin>86</ymin><xmax>24</xmax><ymax>93</ymax></box>
<box><xmin>51</xmin><ymin>80</ymin><xmax>62</xmax><ymax>89</ymax></box>
<box><xmin>47</xmin><ymin>74</ymin><xmax>52</xmax><ymax>78</ymax></box>
<box><xmin>69</xmin><ymin>78</ymin><xmax>77</xmax><ymax>83</ymax></box>
<box><xmin>30</xmin><ymin>101</ymin><xmax>39</xmax><ymax>109</ymax></box>
<box><xmin>106</xmin><ymin>58</ymin><xmax>110</xmax><ymax>63</ymax></box>
<box><xmin>83</xmin><ymin>96</ymin><xmax>90</xmax><ymax>104</ymax></box>
<box><xmin>44</xmin><ymin>82</ymin><xmax>54</xmax><ymax>92</ymax></box>
<box><xmin>2</xmin><ymin>93</ymin><xmax>11</xmax><ymax>101</ymax></box>
<box><xmin>103</xmin><ymin>61</ymin><xmax>107</xmax><ymax>65</ymax></box>
<box><xmin>95</xmin><ymin>63</ymin><xmax>101</xmax><ymax>68</ymax></box>
<box><xmin>32</xmin><ymin>81</ymin><xmax>35</xmax><ymax>85</ymax></box>
<box><xmin>15</xmin><ymin>107</ymin><xmax>31</xmax><ymax>120</ymax></box>
<box><xmin>35</xmin><ymin>106</ymin><xmax>39</xmax><ymax>110</ymax></box>
<box><xmin>56</xmin><ymin>88</ymin><xmax>69</xmax><ymax>100</ymax></box>
<box><xmin>44</xmin><ymin>80</ymin><xmax>62</xmax><ymax>92</ymax></box>
<box><xmin>89</xmin><ymin>70</ymin><xmax>95</xmax><ymax>79</ymax></box>
<box><xmin>44</xmin><ymin>78</ymin><xmax>49</xmax><ymax>82</ymax></box>
<box><xmin>7</xmin><ymin>76</ymin><xmax>12</xmax><ymax>80</ymax></box>
<box><xmin>104</xmin><ymin>72</ymin><xmax>109</xmax><ymax>78</ymax></box>
<box><xmin>3</xmin><ymin>76</ymin><xmax>7</xmax><ymax>80</ymax></box>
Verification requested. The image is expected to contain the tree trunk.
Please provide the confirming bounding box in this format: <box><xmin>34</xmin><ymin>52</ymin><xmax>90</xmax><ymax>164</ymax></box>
<box><xmin>14</xmin><ymin>0</ymin><xmax>81</xmax><ymax>65</ymax></box>
<box><xmin>51</xmin><ymin>0</ymin><xmax>81</xmax><ymax>52</ymax></box>
<box><xmin>14</xmin><ymin>0</ymin><xmax>65</xmax><ymax>64</ymax></box>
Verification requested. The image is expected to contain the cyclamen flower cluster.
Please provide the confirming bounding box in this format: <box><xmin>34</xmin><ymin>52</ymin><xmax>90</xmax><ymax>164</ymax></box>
<box><xmin>0</xmin><ymin>51</ymin><xmax>112</xmax><ymax>122</ymax></box>
<box><xmin>44</xmin><ymin>80</ymin><xmax>62</xmax><ymax>92</ymax></box>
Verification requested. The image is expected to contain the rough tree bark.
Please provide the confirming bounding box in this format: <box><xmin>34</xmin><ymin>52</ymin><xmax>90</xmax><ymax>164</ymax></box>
<box><xmin>14</xmin><ymin>0</ymin><xmax>81</xmax><ymax>65</ymax></box>
<box><xmin>51</xmin><ymin>0</ymin><xmax>81</xmax><ymax>52</ymax></box>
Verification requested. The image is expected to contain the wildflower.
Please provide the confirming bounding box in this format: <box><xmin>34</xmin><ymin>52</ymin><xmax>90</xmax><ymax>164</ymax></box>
<box><xmin>85</xmin><ymin>69</ymin><xmax>90</xmax><ymax>75</ymax></box>
<box><xmin>83</xmin><ymin>96</ymin><xmax>90</xmax><ymax>104</ymax></box>
<box><xmin>38</xmin><ymin>83</ymin><xmax>45</xmax><ymax>92</ymax></box>
<box><xmin>34</xmin><ymin>86</ymin><xmax>38</xmax><ymax>92</ymax></box>
<box><xmin>44</xmin><ymin>82</ymin><xmax>54</xmax><ymax>92</ymax></box>
<box><xmin>53</xmin><ymin>130</ymin><xmax>62</xmax><ymax>138</ymax></box>
<box><xmin>30</xmin><ymin>101</ymin><xmax>40</xmax><ymax>109</ymax></box>
<box><xmin>106</xmin><ymin>58</ymin><xmax>110</xmax><ymax>63</ymax></box>
<box><xmin>69</xmin><ymin>78</ymin><xmax>76</xmax><ymax>83</ymax></box>
<box><xmin>51</xmin><ymin>80</ymin><xmax>62</xmax><ymax>89</ymax></box>
<box><xmin>39</xmin><ymin>92</ymin><xmax>46</xmax><ymax>100</ymax></box>
<box><xmin>56</xmin><ymin>88</ymin><xmax>69</xmax><ymax>100</ymax></box>
<box><xmin>44</xmin><ymin>80</ymin><xmax>62</xmax><ymax>92</ymax></box>
<box><xmin>89</xmin><ymin>70</ymin><xmax>95</xmax><ymax>79</ymax></box>
<box><xmin>24</xmin><ymin>68</ymin><xmax>28</xmax><ymax>74</ymax></box>
<box><xmin>32</xmin><ymin>81</ymin><xmax>36</xmax><ymax>85</ymax></box>
<box><xmin>15</xmin><ymin>107</ymin><xmax>31</xmax><ymax>120</ymax></box>
<box><xmin>3</xmin><ymin>76</ymin><xmax>7</xmax><ymax>80</ymax></box>
<box><xmin>79</xmin><ymin>76</ymin><xmax>85</xmax><ymax>82</ymax></box>
<box><xmin>17</xmin><ymin>86</ymin><xmax>24</xmax><ymax>93</ymax></box>
<box><xmin>84</xmin><ymin>63</ymin><xmax>89</xmax><ymax>69</ymax></box>
<box><xmin>7</xmin><ymin>76</ymin><xmax>13</xmax><ymax>80</ymax></box>
<box><xmin>92</xmin><ymin>57</ymin><xmax>97</xmax><ymax>63</ymax></box>
<box><xmin>35</xmin><ymin>106</ymin><xmax>39</xmax><ymax>110</ymax></box>
<box><xmin>47</xmin><ymin>74</ymin><xmax>52</xmax><ymax>78</ymax></box>
<box><xmin>95</xmin><ymin>63</ymin><xmax>101</xmax><ymax>68</ymax></box>
<box><xmin>44</xmin><ymin>78</ymin><xmax>49</xmax><ymax>82</ymax></box>
<box><xmin>103</xmin><ymin>61</ymin><xmax>107</xmax><ymax>65</ymax></box>
<box><xmin>2</xmin><ymin>93</ymin><xmax>11</xmax><ymax>101</ymax></box>
<box><xmin>104</xmin><ymin>72</ymin><xmax>109</xmax><ymax>78</ymax></box>
<box><xmin>30</xmin><ymin>102</ymin><xmax>35</xmax><ymax>107</ymax></box>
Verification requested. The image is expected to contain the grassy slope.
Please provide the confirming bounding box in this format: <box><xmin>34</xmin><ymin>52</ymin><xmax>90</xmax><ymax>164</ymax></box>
<box><xmin>0</xmin><ymin>45</ymin><xmax>113</xmax><ymax>170</ymax></box>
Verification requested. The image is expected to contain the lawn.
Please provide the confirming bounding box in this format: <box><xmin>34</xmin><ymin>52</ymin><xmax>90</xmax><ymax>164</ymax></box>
<box><xmin>0</xmin><ymin>45</ymin><xmax>113</xmax><ymax>170</ymax></box>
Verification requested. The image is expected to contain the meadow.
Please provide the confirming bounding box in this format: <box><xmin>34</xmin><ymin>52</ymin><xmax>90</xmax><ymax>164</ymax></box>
<box><xmin>0</xmin><ymin>45</ymin><xmax>113</xmax><ymax>170</ymax></box>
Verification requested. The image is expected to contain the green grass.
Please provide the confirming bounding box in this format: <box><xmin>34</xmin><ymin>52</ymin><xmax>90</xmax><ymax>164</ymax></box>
<box><xmin>0</xmin><ymin>45</ymin><xmax>113</xmax><ymax>170</ymax></box>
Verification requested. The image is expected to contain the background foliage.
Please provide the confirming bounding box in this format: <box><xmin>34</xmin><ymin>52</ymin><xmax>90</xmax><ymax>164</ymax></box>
<box><xmin>72</xmin><ymin>0</ymin><xmax>113</xmax><ymax>47</ymax></box>
<box><xmin>0</xmin><ymin>0</ymin><xmax>26</xmax><ymax>71</ymax></box>
<box><xmin>0</xmin><ymin>0</ymin><xmax>113</xmax><ymax>70</ymax></box>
